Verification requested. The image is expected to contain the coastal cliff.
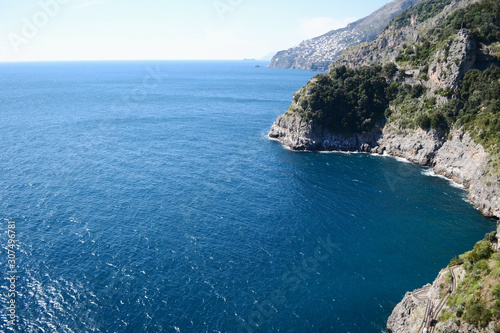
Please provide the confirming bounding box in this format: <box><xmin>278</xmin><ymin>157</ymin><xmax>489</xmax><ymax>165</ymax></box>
<box><xmin>269</xmin><ymin>0</ymin><xmax>500</xmax><ymax>330</ymax></box>
<box><xmin>269</xmin><ymin>113</ymin><xmax>499</xmax><ymax>219</ymax></box>
<box><xmin>269</xmin><ymin>0</ymin><xmax>500</xmax><ymax>219</ymax></box>
<box><xmin>269</xmin><ymin>112</ymin><xmax>382</xmax><ymax>152</ymax></box>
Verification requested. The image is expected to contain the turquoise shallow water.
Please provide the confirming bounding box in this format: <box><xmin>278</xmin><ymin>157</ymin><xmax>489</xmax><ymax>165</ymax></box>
<box><xmin>0</xmin><ymin>61</ymin><xmax>495</xmax><ymax>332</ymax></box>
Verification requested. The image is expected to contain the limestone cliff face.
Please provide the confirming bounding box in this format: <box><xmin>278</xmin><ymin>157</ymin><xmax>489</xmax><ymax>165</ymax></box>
<box><xmin>268</xmin><ymin>112</ymin><xmax>381</xmax><ymax>151</ymax></box>
<box><xmin>433</xmin><ymin>131</ymin><xmax>500</xmax><ymax>219</ymax></box>
<box><xmin>426</xmin><ymin>29</ymin><xmax>478</xmax><ymax>92</ymax></box>
<box><xmin>269</xmin><ymin>114</ymin><xmax>500</xmax><ymax>218</ymax></box>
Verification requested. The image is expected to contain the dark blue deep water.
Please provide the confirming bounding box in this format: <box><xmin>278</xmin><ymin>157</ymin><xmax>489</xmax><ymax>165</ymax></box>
<box><xmin>0</xmin><ymin>61</ymin><xmax>495</xmax><ymax>332</ymax></box>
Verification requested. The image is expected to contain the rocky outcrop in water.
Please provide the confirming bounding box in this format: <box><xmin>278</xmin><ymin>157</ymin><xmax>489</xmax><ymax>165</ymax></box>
<box><xmin>268</xmin><ymin>113</ymin><xmax>382</xmax><ymax>152</ymax></box>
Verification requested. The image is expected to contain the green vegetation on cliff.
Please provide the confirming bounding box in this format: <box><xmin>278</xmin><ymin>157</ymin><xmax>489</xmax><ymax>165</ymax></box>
<box><xmin>390</xmin><ymin>0</ymin><xmax>452</xmax><ymax>29</ymax></box>
<box><xmin>395</xmin><ymin>0</ymin><xmax>500</xmax><ymax>67</ymax></box>
<box><xmin>293</xmin><ymin>65</ymin><xmax>390</xmax><ymax>134</ymax></box>
<box><xmin>457</xmin><ymin>66</ymin><xmax>500</xmax><ymax>159</ymax></box>
<box><xmin>445</xmin><ymin>234</ymin><xmax>500</xmax><ymax>329</ymax></box>
<box><xmin>289</xmin><ymin>0</ymin><xmax>500</xmax><ymax>161</ymax></box>
<box><xmin>440</xmin><ymin>0</ymin><xmax>500</xmax><ymax>44</ymax></box>
<box><xmin>413</xmin><ymin>66</ymin><xmax>500</xmax><ymax>131</ymax></box>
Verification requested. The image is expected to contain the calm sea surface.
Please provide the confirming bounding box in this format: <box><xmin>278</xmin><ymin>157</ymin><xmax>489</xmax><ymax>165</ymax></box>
<box><xmin>0</xmin><ymin>61</ymin><xmax>495</xmax><ymax>332</ymax></box>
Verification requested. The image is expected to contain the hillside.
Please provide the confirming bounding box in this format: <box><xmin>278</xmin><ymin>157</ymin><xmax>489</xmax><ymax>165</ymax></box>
<box><xmin>269</xmin><ymin>0</ymin><xmax>499</xmax><ymax>215</ymax></box>
<box><xmin>328</xmin><ymin>0</ymin><xmax>500</xmax><ymax>163</ymax></box>
<box><xmin>267</xmin><ymin>0</ymin><xmax>422</xmax><ymax>71</ymax></box>
<box><xmin>269</xmin><ymin>0</ymin><xmax>500</xmax><ymax>330</ymax></box>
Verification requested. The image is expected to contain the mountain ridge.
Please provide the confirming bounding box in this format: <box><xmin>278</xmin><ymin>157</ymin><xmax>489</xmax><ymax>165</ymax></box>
<box><xmin>268</xmin><ymin>0</ymin><xmax>423</xmax><ymax>71</ymax></box>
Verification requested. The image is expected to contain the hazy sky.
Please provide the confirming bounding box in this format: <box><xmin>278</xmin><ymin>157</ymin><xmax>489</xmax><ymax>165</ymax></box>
<box><xmin>0</xmin><ymin>0</ymin><xmax>393</xmax><ymax>62</ymax></box>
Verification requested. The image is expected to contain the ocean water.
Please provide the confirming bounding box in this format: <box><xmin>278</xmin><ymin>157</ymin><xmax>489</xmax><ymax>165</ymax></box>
<box><xmin>0</xmin><ymin>61</ymin><xmax>495</xmax><ymax>333</ymax></box>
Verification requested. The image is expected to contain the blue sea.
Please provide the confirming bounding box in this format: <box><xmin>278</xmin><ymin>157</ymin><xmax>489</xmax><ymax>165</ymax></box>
<box><xmin>0</xmin><ymin>61</ymin><xmax>495</xmax><ymax>332</ymax></box>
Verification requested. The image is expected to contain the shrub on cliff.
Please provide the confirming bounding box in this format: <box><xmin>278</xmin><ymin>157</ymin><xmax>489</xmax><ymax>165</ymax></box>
<box><xmin>467</xmin><ymin>240</ymin><xmax>494</xmax><ymax>263</ymax></box>
<box><xmin>448</xmin><ymin>255</ymin><xmax>464</xmax><ymax>267</ymax></box>
<box><xmin>381</xmin><ymin>62</ymin><xmax>398</xmax><ymax>79</ymax></box>
<box><xmin>493</xmin><ymin>283</ymin><xmax>500</xmax><ymax>299</ymax></box>
<box><xmin>456</xmin><ymin>66</ymin><xmax>500</xmax><ymax>156</ymax></box>
<box><xmin>389</xmin><ymin>0</ymin><xmax>453</xmax><ymax>29</ymax></box>
<box><xmin>296</xmin><ymin>65</ymin><xmax>389</xmax><ymax>134</ymax></box>
<box><xmin>464</xmin><ymin>301</ymin><xmax>492</xmax><ymax>328</ymax></box>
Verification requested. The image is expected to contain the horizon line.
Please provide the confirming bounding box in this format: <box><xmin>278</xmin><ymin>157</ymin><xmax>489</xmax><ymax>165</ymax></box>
<box><xmin>0</xmin><ymin>59</ymin><xmax>273</xmax><ymax>64</ymax></box>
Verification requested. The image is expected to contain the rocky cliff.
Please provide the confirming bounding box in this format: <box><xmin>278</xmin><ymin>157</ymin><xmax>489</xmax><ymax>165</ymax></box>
<box><xmin>269</xmin><ymin>0</ymin><xmax>500</xmax><ymax>218</ymax></box>
<box><xmin>268</xmin><ymin>0</ymin><xmax>422</xmax><ymax>71</ymax></box>
<box><xmin>332</xmin><ymin>0</ymin><xmax>481</xmax><ymax>70</ymax></box>
<box><xmin>269</xmin><ymin>113</ymin><xmax>499</xmax><ymax>218</ymax></box>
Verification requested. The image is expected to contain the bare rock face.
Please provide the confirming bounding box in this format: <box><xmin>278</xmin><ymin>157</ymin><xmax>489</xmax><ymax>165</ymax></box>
<box><xmin>433</xmin><ymin>131</ymin><xmax>500</xmax><ymax>218</ymax></box>
<box><xmin>268</xmin><ymin>112</ymin><xmax>381</xmax><ymax>151</ymax></box>
<box><xmin>269</xmin><ymin>113</ymin><xmax>500</xmax><ymax>219</ymax></box>
<box><xmin>372</xmin><ymin>124</ymin><xmax>446</xmax><ymax>165</ymax></box>
<box><xmin>427</xmin><ymin>29</ymin><xmax>477</xmax><ymax>92</ymax></box>
<box><xmin>386</xmin><ymin>288</ymin><xmax>429</xmax><ymax>333</ymax></box>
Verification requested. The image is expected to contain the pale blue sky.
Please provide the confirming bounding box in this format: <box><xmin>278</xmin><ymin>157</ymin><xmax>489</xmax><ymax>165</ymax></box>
<box><xmin>0</xmin><ymin>0</ymin><xmax>392</xmax><ymax>62</ymax></box>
